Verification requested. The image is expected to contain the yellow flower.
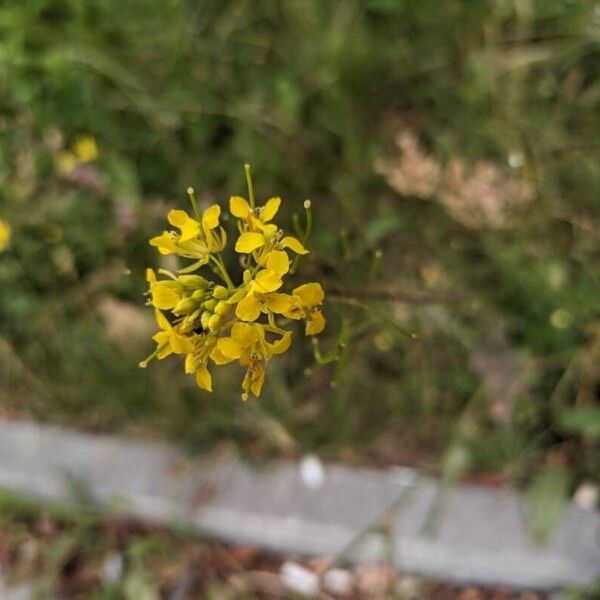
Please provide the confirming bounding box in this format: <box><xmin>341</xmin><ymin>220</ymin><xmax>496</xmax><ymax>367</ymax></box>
<box><xmin>55</xmin><ymin>151</ymin><xmax>77</xmax><ymax>174</ymax></box>
<box><xmin>230</xmin><ymin>195</ymin><xmax>308</xmax><ymax>256</ymax></box>
<box><xmin>230</xmin><ymin>195</ymin><xmax>280</xmax><ymax>227</ymax></box>
<box><xmin>0</xmin><ymin>220</ymin><xmax>12</xmax><ymax>252</ymax></box>
<box><xmin>149</xmin><ymin>206</ymin><xmax>225</xmax><ymax>265</ymax></box>
<box><xmin>152</xmin><ymin>310</ymin><xmax>194</xmax><ymax>359</ymax></box>
<box><xmin>55</xmin><ymin>135</ymin><xmax>99</xmax><ymax>174</ymax></box>
<box><xmin>147</xmin><ymin>271</ymin><xmax>184</xmax><ymax>311</ymax></box>
<box><xmin>74</xmin><ymin>135</ymin><xmax>98</xmax><ymax>162</ymax></box>
<box><xmin>211</xmin><ymin>322</ymin><xmax>292</xmax><ymax>396</ymax></box>
<box><xmin>233</xmin><ymin>252</ymin><xmax>293</xmax><ymax>321</ymax></box>
<box><xmin>285</xmin><ymin>282</ymin><xmax>326</xmax><ymax>335</ymax></box>
<box><xmin>184</xmin><ymin>335</ymin><xmax>219</xmax><ymax>392</ymax></box>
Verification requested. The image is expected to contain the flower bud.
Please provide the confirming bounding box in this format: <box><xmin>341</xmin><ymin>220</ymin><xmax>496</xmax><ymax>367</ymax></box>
<box><xmin>202</xmin><ymin>299</ymin><xmax>217</xmax><ymax>312</ymax></box>
<box><xmin>192</xmin><ymin>289</ymin><xmax>206</xmax><ymax>301</ymax></box>
<box><xmin>200</xmin><ymin>311</ymin><xmax>211</xmax><ymax>330</ymax></box>
<box><xmin>208</xmin><ymin>313</ymin><xmax>221</xmax><ymax>332</ymax></box>
<box><xmin>215</xmin><ymin>300</ymin><xmax>229</xmax><ymax>316</ymax></box>
<box><xmin>213</xmin><ymin>285</ymin><xmax>229</xmax><ymax>299</ymax></box>
<box><xmin>173</xmin><ymin>297</ymin><xmax>198</xmax><ymax>316</ymax></box>
<box><xmin>179</xmin><ymin>274</ymin><xmax>208</xmax><ymax>289</ymax></box>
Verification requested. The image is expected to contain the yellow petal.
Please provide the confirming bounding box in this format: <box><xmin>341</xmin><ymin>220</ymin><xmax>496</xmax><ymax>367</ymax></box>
<box><xmin>211</xmin><ymin>347</ymin><xmax>233</xmax><ymax>365</ymax></box>
<box><xmin>250</xmin><ymin>216</ymin><xmax>266</xmax><ymax>230</ymax></box>
<box><xmin>266</xmin><ymin>250</ymin><xmax>290</xmax><ymax>276</ymax></box>
<box><xmin>146</xmin><ymin>268</ymin><xmax>157</xmax><ymax>283</ymax></box>
<box><xmin>306</xmin><ymin>310</ymin><xmax>326</xmax><ymax>336</ymax></box>
<box><xmin>168</xmin><ymin>209</ymin><xmax>200</xmax><ymax>241</ymax></box>
<box><xmin>195</xmin><ymin>365</ymin><xmax>213</xmax><ymax>392</ymax></box>
<box><xmin>293</xmin><ymin>282</ymin><xmax>325</xmax><ymax>308</ymax></box>
<box><xmin>272</xmin><ymin>330</ymin><xmax>292</xmax><ymax>354</ymax></box>
<box><xmin>253</xmin><ymin>269</ymin><xmax>282</xmax><ymax>293</ymax></box>
<box><xmin>153</xmin><ymin>330</ymin><xmax>170</xmax><ymax>345</ymax></box>
<box><xmin>231</xmin><ymin>322</ymin><xmax>259</xmax><ymax>346</ymax></box>
<box><xmin>235</xmin><ymin>232</ymin><xmax>265</xmax><ymax>253</ymax></box>
<box><xmin>185</xmin><ymin>353</ymin><xmax>195</xmax><ymax>373</ymax></box>
<box><xmin>282</xmin><ymin>295</ymin><xmax>304</xmax><ymax>320</ymax></box>
<box><xmin>261</xmin><ymin>197</ymin><xmax>281</xmax><ymax>222</ymax></box>
<box><xmin>149</xmin><ymin>232</ymin><xmax>177</xmax><ymax>255</ymax></box>
<box><xmin>154</xmin><ymin>309</ymin><xmax>171</xmax><ymax>331</ymax></box>
<box><xmin>235</xmin><ymin>294</ymin><xmax>262</xmax><ymax>321</ymax></box>
<box><xmin>251</xmin><ymin>367</ymin><xmax>265</xmax><ymax>396</ymax></box>
<box><xmin>264</xmin><ymin>293</ymin><xmax>292</xmax><ymax>314</ymax></box>
<box><xmin>170</xmin><ymin>331</ymin><xmax>194</xmax><ymax>354</ymax></box>
<box><xmin>167</xmin><ymin>209</ymin><xmax>188</xmax><ymax>227</ymax></box>
<box><xmin>216</xmin><ymin>337</ymin><xmax>243</xmax><ymax>360</ymax></box>
<box><xmin>243</xmin><ymin>366</ymin><xmax>265</xmax><ymax>397</ymax></box>
<box><xmin>150</xmin><ymin>281</ymin><xmax>183</xmax><ymax>310</ymax></box>
<box><xmin>281</xmin><ymin>236</ymin><xmax>308</xmax><ymax>254</ymax></box>
<box><xmin>202</xmin><ymin>205</ymin><xmax>221</xmax><ymax>230</ymax></box>
<box><xmin>230</xmin><ymin>195</ymin><xmax>251</xmax><ymax>218</ymax></box>
<box><xmin>180</xmin><ymin>221</ymin><xmax>200</xmax><ymax>242</ymax></box>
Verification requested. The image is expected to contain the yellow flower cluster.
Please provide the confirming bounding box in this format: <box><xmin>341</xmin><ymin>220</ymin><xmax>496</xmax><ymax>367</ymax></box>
<box><xmin>142</xmin><ymin>168</ymin><xmax>325</xmax><ymax>399</ymax></box>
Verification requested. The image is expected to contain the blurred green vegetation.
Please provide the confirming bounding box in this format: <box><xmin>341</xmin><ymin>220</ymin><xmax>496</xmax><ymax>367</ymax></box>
<box><xmin>1</xmin><ymin>0</ymin><xmax>599</xmax><ymax>488</ymax></box>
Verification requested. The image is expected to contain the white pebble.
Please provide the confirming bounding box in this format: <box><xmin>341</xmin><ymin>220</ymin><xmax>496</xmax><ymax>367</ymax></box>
<box><xmin>573</xmin><ymin>482</ymin><xmax>599</xmax><ymax>511</ymax></box>
<box><xmin>280</xmin><ymin>561</ymin><xmax>319</xmax><ymax>597</ymax></box>
<box><xmin>102</xmin><ymin>552</ymin><xmax>124</xmax><ymax>585</ymax></box>
<box><xmin>299</xmin><ymin>454</ymin><xmax>326</xmax><ymax>489</ymax></box>
<box><xmin>508</xmin><ymin>150</ymin><xmax>525</xmax><ymax>168</ymax></box>
<box><xmin>323</xmin><ymin>568</ymin><xmax>353</xmax><ymax>595</ymax></box>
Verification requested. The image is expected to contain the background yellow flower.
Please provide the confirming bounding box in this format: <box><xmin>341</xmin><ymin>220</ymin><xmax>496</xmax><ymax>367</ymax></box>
<box><xmin>0</xmin><ymin>220</ymin><xmax>12</xmax><ymax>252</ymax></box>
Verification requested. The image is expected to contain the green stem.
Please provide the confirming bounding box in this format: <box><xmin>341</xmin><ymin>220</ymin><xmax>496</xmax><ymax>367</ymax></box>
<box><xmin>291</xmin><ymin>201</ymin><xmax>313</xmax><ymax>274</ymax></box>
<box><xmin>187</xmin><ymin>187</ymin><xmax>202</xmax><ymax>221</ymax></box>
<box><xmin>210</xmin><ymin>255</ymin><xmax>235</xmax><ymax>289</ymax></box>
<box><xmin>302</xmin><ymin>201</ymin><xmax>312</xmax><ymax>245</ymax></box>
<box><xmin>138</xmin><ymin>343</ymin><xmax>166</xmax><ymax>368</ymax></box>
<box><xmin>244</xmin><ymin>163</ymin><xmax>256</xmax><ymax>209</ymax></box>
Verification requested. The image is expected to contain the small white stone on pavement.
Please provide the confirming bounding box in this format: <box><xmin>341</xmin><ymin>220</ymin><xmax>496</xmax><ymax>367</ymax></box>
<box><xmin>573</xmin><ymin>482</ymin><xmax>599</xmax><ymax>511</ymax></box>
<box><xmin>299</xmin><ymin>454</ymin><xmax>325</xmax><ymax>489</ymax></box>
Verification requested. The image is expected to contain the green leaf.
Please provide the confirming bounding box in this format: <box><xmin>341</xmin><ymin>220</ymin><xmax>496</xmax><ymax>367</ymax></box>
<box><xmin>560</xmin><ymin>407</ymin><xmax>600</xmax><ymax>437</ymax></box>
<box><xmin>526</xmin><ymin>466</ymin><xmax>570</xmax><ymax>544</ymax></box>
<box><xmin>123</xmin><ymin>569</ymin><xmax>159</xmax><ymax>600</ymax></box>
<box><xmin>364</xmin><ymin>215</ymin><xmax>405</xmax><ymax>245</ymax></box>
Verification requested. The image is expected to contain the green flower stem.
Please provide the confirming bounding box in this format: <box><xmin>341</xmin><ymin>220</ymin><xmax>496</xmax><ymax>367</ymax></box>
<box><xmin>210</xmin><ymin>255</ymin><xmax>235</xmax><ymax>289</ymax></box>
<box><xmin>291</xmin><ymin>200</ymin><xmax>313</xmax><ymax>274</ymax></box>
<box><xmin>187</xmin><ymin>187</ymin><xmax>202</xmax><ymax>221</ymax></box>
<box><xmin>302</xmin><ymin>200</ymin><xmax>312</xmax><ymax>244</ymax></box>
<box><xmin>138</xmin><ymin>344</ymin><xmax>165</xmax><ymax>368</ymax></box>
<box><xmin>244</xmin><ymin>163</ymin><xmax>256</xmax><ymax>209</ymax></box>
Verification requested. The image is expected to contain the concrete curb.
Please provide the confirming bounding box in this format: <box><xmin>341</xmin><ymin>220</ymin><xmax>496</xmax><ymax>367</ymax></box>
<box><xmin>0</xmin><ymin>419</ymin><xmax>598</xmax><ymax>590</ymax></box>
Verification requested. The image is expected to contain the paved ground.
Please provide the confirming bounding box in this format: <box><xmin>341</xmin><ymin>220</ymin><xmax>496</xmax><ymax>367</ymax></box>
<box><xmin>0</xmin><ymin>418</ymin><xmax>598</xmax><ymax>591</ymax></box>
